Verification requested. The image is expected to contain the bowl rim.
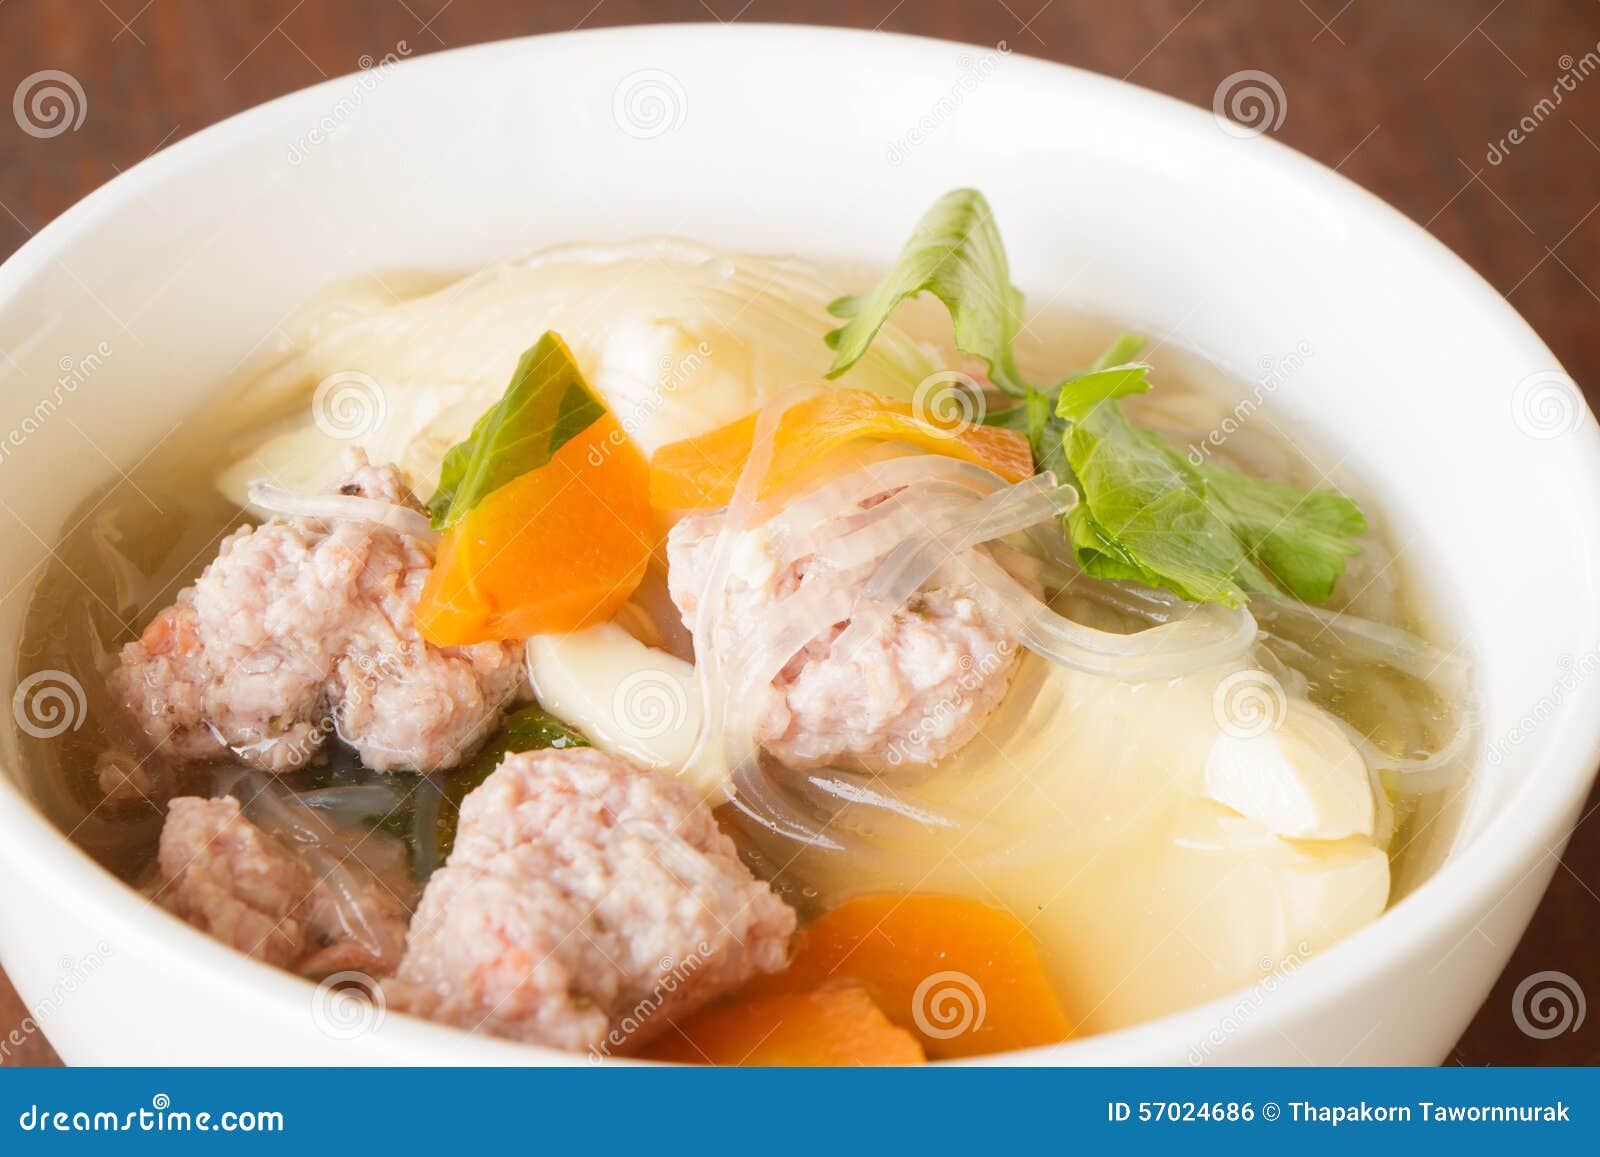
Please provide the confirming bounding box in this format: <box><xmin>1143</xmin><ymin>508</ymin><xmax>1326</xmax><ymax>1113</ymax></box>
<box><xmin>1</xmin><ymin>21</ymin><xmax>1598</xmax><ymax>1065</ymax></box>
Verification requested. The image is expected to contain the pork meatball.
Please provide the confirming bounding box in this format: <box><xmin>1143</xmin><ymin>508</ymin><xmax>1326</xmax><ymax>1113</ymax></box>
<box><xmin>155</xmin><ymin>794</ymin><xmax>409</xmax><ymax>977</ymax></box>
<box><xmin>109</xmin><ymin>449</ymin><xmax>524</xmax><ymax>775</ymax></box>
<box><xmin>385</xmin><ymin>748</ymin><xmax>795</xmax><ymax>1053</ymax></box>
<box><xmin>666</xmin><ymin>500</ymin><xmax>1019</xmax><ymax>771</ymax></box>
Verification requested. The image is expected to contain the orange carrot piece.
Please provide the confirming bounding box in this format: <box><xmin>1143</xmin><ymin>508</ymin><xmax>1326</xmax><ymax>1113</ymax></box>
<box><xmin>742</xmin><ymin>893</ymin><xmax>1072</xmax><ymax>1059</ymax></box>
<box><xmin>415</xmin><ymin>413</ymin><xmax>653</xmax><ymax>645</ymax></box>
<box><xmin>648</xmin><ymin>388</ymin><xmax>1034</xmax><ymax>510</ymax></box>
<box><xmin>643</xmin><ymin>987</ymin><xmax>925</xmax><ymax>1067</ymax></box>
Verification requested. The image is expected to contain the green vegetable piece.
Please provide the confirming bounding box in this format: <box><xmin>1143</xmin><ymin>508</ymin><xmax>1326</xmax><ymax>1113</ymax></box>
<box><xmin>827</xmin><ymin>188</ymin><xmax>1369</xmax><ymax>608</ymax></box>
<box><xmin>427</xmin><ymin>332</ymin><xmax>606</xmax><ymax>529</ymax></box>
<box><xmin>1198</xmin><ymin>465</ymin><xmax>1367</xmax><ymax>605</ymax></box>
<box><xmin>1053</xmin><ymin>362</ymin><xmax>1153</xmax><ymax>419</ymax></box>
<box><xmin>1062</xmin><ymin>398</ymin><xmax>1267</xmax><ymax>606</ymax></box>
<box><xmin>983</xmin><ymin>385</ymin><xmax>1069</xmax><ymax>484</ymax></box>
<box><xmin>1087</xmin><ymin>334</ymin><xmax>1149</xmax><ymax>372</ymax></box>
<box><xmin>990</xmin><ymin>336</ymin><xmax>1152</xmax><ymax>487</ymax></box>
<box><xmin>1058</xmin><ymin>339</ymin><xmax>1367</xmax><ymax>606</ymax></box>
<box><xmin>825</xmin><ymin>189</ymin><xmax>1028</xmax><ymax>396</ymax></box>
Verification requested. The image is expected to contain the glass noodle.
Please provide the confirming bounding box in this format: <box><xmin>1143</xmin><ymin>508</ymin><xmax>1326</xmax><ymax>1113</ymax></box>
<box><xmin>681</xmin><ymin>390</ymin><xmax>1473</xmax><ymax>858</ymax></box>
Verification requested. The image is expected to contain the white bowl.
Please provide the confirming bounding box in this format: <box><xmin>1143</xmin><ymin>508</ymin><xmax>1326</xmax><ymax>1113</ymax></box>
<box><xmin>1</xmin><ymin>25</ymin><xmax>1597</xmax><ymax>1066</ymax></box>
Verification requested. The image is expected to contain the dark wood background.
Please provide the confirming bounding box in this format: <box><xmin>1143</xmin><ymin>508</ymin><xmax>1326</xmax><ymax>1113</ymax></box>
<box><xmin>1</xmin><ymin>0</ymin><xmax>1596</xmax><ymax>1066</ymax></box>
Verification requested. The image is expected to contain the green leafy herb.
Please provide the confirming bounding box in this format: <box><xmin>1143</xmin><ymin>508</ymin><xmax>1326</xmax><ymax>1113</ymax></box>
<box><xmin>1053</xmin><ymin>362</ymin><xmax>1153</xmax><ymax>416</ymax></box>
<box><xmin>986</xmin><ymin>337</ymin><xmax>1152</xmax><ymax>484</ymax></box>
<box><xmin>1197</xmin><ymin>465</ymin><xmax>1366</xmax><ymax>605</ymax></box>
<box><xmin>1056</xmin><ymin>343</ymin><xmax>1366</xmax><ymax>606</ymax></box>
<box><xmin>427</xmin><ymin>332</ymin><xmax>606</xmax><ymax>529</ymax></box>
<box><xmin>983</xmin><ymin>385</ymin><xmax>1065</xmax><ymax>482</ymax></box>
<box><xmin>825</xmin><ymin>189</ymin><xmax>1028</xmax><ymax>395</ymax></box>
<box><xmin>1061</xmin><ymin>385</ymin><xmax>1271</xmax><ymax>606</ymax></box>
<box><xmin>827</xmin><ymin>190</ymin><xmax>1367</xmax><ymax>607</ymax></box>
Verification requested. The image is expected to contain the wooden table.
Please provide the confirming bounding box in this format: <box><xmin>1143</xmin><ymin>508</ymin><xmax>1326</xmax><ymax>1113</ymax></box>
<box><xmin>1</xmin><ymin>0</ymin><xmax>1596</xmax><ymax>1067</ymax></box>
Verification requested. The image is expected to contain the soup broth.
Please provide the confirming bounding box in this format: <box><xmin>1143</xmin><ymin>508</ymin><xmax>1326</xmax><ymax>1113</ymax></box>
<box><xmin>15</xmin><ymin>248</ymin><xmax>1475</xmax><ymax>1049</ymax></box>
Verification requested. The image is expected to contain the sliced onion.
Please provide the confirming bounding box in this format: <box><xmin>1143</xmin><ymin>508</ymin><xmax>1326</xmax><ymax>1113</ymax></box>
<box><xmin>804</xmin><ymin>773</ymin><xmax>958</xmax><ymax>829</ymax></box>
<box><xmin>1354</xmin><ymin>714</ymin><xmax>1477</xmax><ymax>794</ymax></box>
<box><xmin>246</xmin><ymin>480</ymin><xmax>439</xmax><ymax>544</ymax></box>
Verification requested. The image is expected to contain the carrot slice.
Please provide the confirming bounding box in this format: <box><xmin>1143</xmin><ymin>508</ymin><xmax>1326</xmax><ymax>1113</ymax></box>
<box><xmin>742</xmin><ymin>894</ymin><xmax>1071</xmax><ymax>1059</ymax></box>
<box><xmin>643</xmin><ymin>987</ymin><xmax>925</xmax><ymax>1067</ymax></box>
<box><xmin>648</xmin><ymin>388</ymin><xmax>1035</xmax><ymax>509</ymax></box>
<box><xmin>415</xmin><ymin>413</ymin><xmax>653</xmax><ymax>645</ymax></box>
